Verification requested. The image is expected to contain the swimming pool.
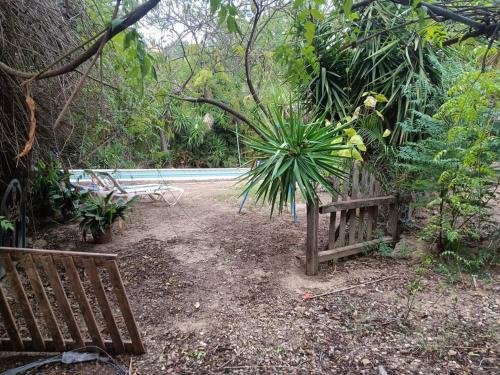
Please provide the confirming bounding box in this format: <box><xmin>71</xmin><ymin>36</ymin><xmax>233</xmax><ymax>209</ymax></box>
<box><xmin>69</xmin><ymin>168</ymin><xmax>250</xmax><ymax>182</ymax></box>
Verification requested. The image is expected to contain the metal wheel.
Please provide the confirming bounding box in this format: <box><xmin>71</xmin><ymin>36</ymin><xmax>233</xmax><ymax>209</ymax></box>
<box><xmin>1</xmin><ymin>179</ymin><xmax>26</xmax><ymax>245</ymax></box>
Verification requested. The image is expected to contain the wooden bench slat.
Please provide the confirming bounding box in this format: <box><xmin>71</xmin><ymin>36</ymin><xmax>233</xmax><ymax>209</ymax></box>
<box><xmin>38</xmin><ymin>255</ymin><xmax>84</xmax><ymax>348</ymax></box>
<box><xmin>0</xmin><ymin>338</ymin><xmax>135</xmax><ymax>353</ymax></box>
<box><xmin>61</xmin><ymin>257</ymin><xmax>105</xmax><ymax>349</ymax></box>
<box><xmin>2</xmin><ymin>254</ymin><xmax>45</xmax><ymax>350</ymax></box>
<box><xmin>21</xmin><ymin>254</ymin><xmax>66</xmax><ymax>351</ymax></box>
<box><xmin>105</xmin><ymin>260</ymin><xmax>145</xmax><ymax>354</ymax></box>
<box><xmin>83</xmin><ymin>259</ymin><xmax>124</xmax><ymax>353</ymax></box>
<box><xmin>0</xmin><ymin>286</ymin><xmax>24</xmax><ymax>350</ymax></box>
<box><xmin>0</xmin><ymin>246</ymin><xmax>116</xmax><ymax>260</ymax></box>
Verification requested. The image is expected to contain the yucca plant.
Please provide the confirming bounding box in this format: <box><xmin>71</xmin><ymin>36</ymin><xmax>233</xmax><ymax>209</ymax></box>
<box><xmin>242</xmin><ymin>105</ymin><xmax>361</xmax><ymax>215</ymax></box>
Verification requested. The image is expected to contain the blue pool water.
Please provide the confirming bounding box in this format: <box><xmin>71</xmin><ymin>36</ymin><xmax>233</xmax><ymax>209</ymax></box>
<box><xmin>70</xmin><ymin>168</ymin><xmax>250</xmax><ymax>182</ymax></box>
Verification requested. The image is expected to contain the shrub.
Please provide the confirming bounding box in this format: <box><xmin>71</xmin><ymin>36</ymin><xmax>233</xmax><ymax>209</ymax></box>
<box><xmin>398</xmin><ymin>71</ymin><xmax>499</xmax><ymax>253</ymax></box>
<box><xmin>31</xmin><ymin>160</ymin><xmax>86</xmax><ymax>220</ymax></box>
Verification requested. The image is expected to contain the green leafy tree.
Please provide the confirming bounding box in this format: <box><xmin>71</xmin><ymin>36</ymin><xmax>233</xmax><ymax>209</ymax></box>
<box><xmin>398</xmin><ymin>70</ymin><xmax>499</xmax><ymax>253</ymax></box>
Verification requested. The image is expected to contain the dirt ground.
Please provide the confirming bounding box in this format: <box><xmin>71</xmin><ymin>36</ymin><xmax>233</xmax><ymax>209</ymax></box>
<box><xmin>1</xmin><ymin>181</ymin><xmax>498</xmax><ymax>374</ymax></box>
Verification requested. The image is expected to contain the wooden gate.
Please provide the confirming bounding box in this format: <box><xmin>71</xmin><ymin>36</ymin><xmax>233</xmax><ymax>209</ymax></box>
<box><xmin>0</xmin><ymin>247</ymin><xmax>144</xmax><ymax>354</ymax></box>
<box><xmin>306</xmin><ymin>162</ymin><xmax>400</xmax><ymax>275</ymax></box>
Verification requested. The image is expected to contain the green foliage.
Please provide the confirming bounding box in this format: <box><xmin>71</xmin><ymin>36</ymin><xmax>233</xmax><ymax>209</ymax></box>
<box><xmin>0</xmin><ymin>216</ymin><xmax>14</xmax><ymax>232</ymax></box>
<box><xmin>377</xmin><ymin>242</ymin><xmax>394</xmax><ymax>257</ymax></box>
<box><xmin>31</xmin><ymin>160</ymin><xmax>86</xmax><ymax>220</ymax></box>
<box><xmin>76</xmin><ymin>192</ymin><xmax>137</xmax><ymax>238</ymax></box>
<box><xmin>210</xmin><ymin>0</ymin><xmax>241</xmax><ymax>35</ymax></box>
<box><xmin>398</xmin><ymin>70</ymin><xmax>499</xmax><ymax>253</ymax></box>
<box><xmin>188</xmin><ymin>349</ymin><xmax>207</xmax><ymax>360</ymax></box>
<box><xmin>282</xmin><ymin>1</ymin><xmax>444</xmax><ymax>146</ymax></box>
<box><xmin>437</xmin><ymin>246</ymin><xmax>499</xmax><ymax>283</ymax></box>
<box><xmin>117</xmin><ymin>28</ymin><xmax>157</xmax><ymax>95</ymax></box>
<box><xmin>242</xmin><ymin>105</ymin><xmax>361</xmax><ymax>215</ymax></box>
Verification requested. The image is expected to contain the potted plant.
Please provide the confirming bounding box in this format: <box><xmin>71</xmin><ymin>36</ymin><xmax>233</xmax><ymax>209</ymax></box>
<box><xmin>76</xmin><ymin>192</ymin><xmax>136</xmax><ymax>244</ymax></box>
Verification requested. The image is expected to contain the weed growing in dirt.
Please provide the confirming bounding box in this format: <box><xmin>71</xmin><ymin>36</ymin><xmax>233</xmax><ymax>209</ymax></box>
<box><xmin>378</xmin><ymin>242</ymin><xmax>395</xmax><ymax>257</ymax></box>
<box><xmin>403</xmin><ymin>257</ymin><xmax>433</xmax><ymax>321</ymax></box>
<box><xmin>188</xmin><ymin>350</ymin><xmax>207</xmax><ymax>360</ymax></box>
<box><xmin>397</xmin><ymin>242</ymin><xmax>413</xmax><ymax>257</ymax></box>
<box><xmin>436</xmin><ymin>245</ymin><xmax>498</xmax><ymax>284</ymax></box>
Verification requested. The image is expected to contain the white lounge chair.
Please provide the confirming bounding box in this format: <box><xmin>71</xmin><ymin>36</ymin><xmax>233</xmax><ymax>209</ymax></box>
<box><xmin>83</xmin><ymin>170</ymin><xmax>184</xmax><ymax>205</ymax></box>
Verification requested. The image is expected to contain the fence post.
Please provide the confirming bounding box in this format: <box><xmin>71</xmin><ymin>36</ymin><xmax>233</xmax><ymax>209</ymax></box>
<box><xmin>388</xmin><ymin>194</ymin><xmax>400</xmax><ymax>242</ymax></box>
<box><xmin>306</xmin><ymin>199</ymin><xmax>319</xmax><ymax>276</ymax></box>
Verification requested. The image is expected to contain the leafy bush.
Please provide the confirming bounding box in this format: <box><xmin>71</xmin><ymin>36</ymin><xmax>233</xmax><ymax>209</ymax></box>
<box><xmin>437</xmin><ymin>246</ymin><xmax>499</xmax><ymax>283</ymax></box>
<box><xmin>31</xmin><ymin>160</ymin><xmax>86</xmax><ymax>220</ymax></box>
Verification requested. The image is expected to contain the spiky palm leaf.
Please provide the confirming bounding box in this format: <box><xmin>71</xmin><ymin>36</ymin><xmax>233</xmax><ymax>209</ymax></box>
<box><xmin>242</xmin><ymin>105</ymin><xmax>355</xmax><ymax>215</ymax></box>
<box><xmin>301</xmin><ymin>1</ymin><xmax>443</xmax><ymax>146</ymax></box>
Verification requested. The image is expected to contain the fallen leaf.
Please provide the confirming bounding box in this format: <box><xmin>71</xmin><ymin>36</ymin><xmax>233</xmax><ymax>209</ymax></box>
<box><xmin>16</xmin><ymin>96</ymin><xmax>36</xmax><ymax>160</ymax></box>
<box><xmin>303</xmin><ymin>292</ymin><xmax>314</xmax><ymax>300</ymax></box>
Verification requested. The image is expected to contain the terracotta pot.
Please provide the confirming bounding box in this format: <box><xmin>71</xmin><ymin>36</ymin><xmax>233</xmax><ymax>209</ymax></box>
<box><xmin>92</xmin><ymin>227</ymin><xmax>112</xmax><ymax>244</ymax></box>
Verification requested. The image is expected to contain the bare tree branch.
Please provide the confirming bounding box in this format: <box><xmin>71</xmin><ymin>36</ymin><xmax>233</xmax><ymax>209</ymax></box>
<box><xmin>481</xmin><ymin>22</ymin><xmax>500</xmax><ymax>73</ymax></box>
<box><xmin>53</xmin><ymin>0</ymin><xmax>122</xmax><ymax>130</ymax></box>
<box><xmin>246</xmin><ymin>0</ymin><xmax>271</xmax><ymax>120</ymax></box>
<box><xmin>170</xmin><ymin>94</ymin><xmax>257</xmax><ymax>133</ymax></box>
<box><xmin>0</xmin><ymin>0</ymin><xmax>160</xmax><ymax>80</ymax></box>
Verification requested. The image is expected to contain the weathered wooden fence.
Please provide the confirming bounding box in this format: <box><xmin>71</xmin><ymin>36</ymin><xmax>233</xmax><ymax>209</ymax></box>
<box><xmin>0</xmin><ymin>247</ymin><xmax>144</xmax><ymax>354</ymax></box>
<box><xmin>306</xmin><ymin>162</ymin><xmax>400</xmax><ymax>275</ymax></box>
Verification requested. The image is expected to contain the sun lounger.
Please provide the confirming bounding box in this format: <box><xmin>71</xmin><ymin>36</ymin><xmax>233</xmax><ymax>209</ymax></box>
<box><xmin>83</xmin><ymin>170</ymin><xmax>184</xmax><ymax>205</ymax></box>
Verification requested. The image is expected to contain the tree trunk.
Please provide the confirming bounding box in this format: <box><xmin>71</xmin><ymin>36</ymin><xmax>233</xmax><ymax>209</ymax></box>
<box><xmin>159</xmin><ymin>130</ymin><xmax>169</xmax><ymax>152</ymax></box>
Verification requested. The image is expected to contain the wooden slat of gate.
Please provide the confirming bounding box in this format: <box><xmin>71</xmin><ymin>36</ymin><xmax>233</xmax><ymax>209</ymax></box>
<box><xmin>0</xmin><ymin>285</ymin><xmax>24</xmax><ymax>350</ymax></box>
<box><xmin>2</xmin><ymin>254</ymin><xmax>45</xmax><ymax>350</ymax></box>
<box><xmin>366</xmin><ymin>174</ymin><xmax>377</xmax><ymax>240</ymax></box>
<box><xmin>336</xmin><ymin>178</ymin><xmax>348</xmax><ymax>248</ymax></box>
<box><xmin>328</xmin><ymin>178</ymin><xmax>339</xmax><ymax>249</ymax></box>
<box><xmin>61</xmin><ymin>256</ymin><xmax>105</xmax><ymax>349</ymax></box>
<box><xmin>83</xmin><ymin>258</ymin><xmax>124</xmax><ymax>354</ymax></box>
<box><xmin>38</xmin><ymin>255</ymin><xmax>84</xmax><ymax>347</ymax></box>
<box><xmin>21</xmin><ymin>254</ymin><xmax>65</xmax><ymax>351</ymax></box>
<box><xmin>348</xmin><ymin>163</ymin><xmax>360</xmax><ymax>245</ymax></box>
<box><xmin>358</xmin><ymin>170</ymin><xmax>370</xmax><ymax>242</ymax></box>
<box><xmin>105</xmin><ymin>260</ymin><xmax>145</xmax><ymax>354</ymax></box>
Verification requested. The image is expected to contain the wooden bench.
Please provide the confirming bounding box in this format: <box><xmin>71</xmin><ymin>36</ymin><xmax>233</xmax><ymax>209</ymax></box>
<box><xmin>0</xmin><ymin>247</ymin><xmax>144</xmax><ymax>354</ymax></box>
